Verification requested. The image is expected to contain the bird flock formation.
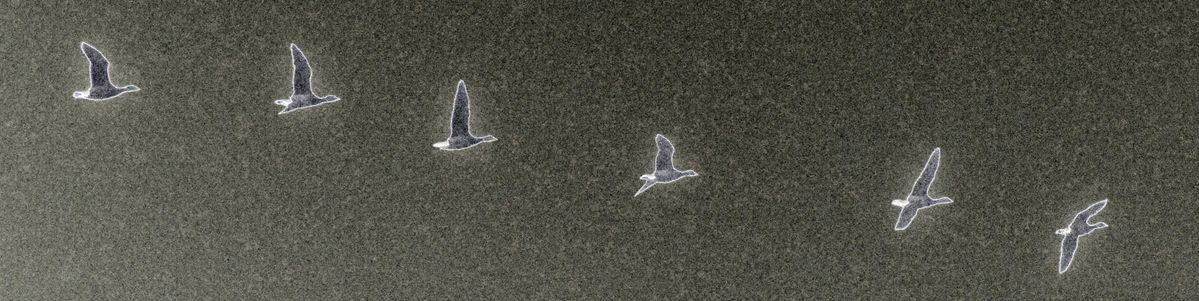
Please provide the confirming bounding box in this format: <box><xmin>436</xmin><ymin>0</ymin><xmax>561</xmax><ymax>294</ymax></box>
<box><xmin>71</xmin><ymin>42</ymin><xmax>1107</xmax><ymax>274</ymax></box>
<box><xmin>890</xmin><ymin>148</ymin><xmax>1109</xmax><ymax>273</ymax></box>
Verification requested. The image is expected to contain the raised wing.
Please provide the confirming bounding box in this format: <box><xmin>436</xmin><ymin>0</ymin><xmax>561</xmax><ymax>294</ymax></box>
<box><xmin>1075</xmin><ymin>199</ymin><xmax>1108</xmax><ymax>224</ymax></box>
<box><xmin>450</xmin><ymin>80</ymin><xmax>472</xmax><ymax>138</ymax></box>
<box><xmin>654</xmin><ymin>134</ymin><xmax>677</xmax><ymax>172</ymax></box>
<box><xmin>80</xmin><ymin>42</ymin><xmax>112</xmax><ymax>88</ymax></box>
<box><xmin>909</xmin><ymin>148</ymin><xmax>942</xmax><ymax>197</ymax></box>
<box><xmin>290</xmin><ymin>44</ymin><xmax>313</xmax><ymax>96</ymax></box>
<box><xmin>1058</xmin><ymin>234</ymin><xmax>1079</xmax><ymax>273</ymax></box>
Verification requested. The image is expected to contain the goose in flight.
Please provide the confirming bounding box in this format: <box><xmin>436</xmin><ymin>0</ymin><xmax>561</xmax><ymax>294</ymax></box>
<box><xmin>433</xmin><ymin>80</ymin><xmax>497</xmax><ymax>150</ymax></box>
<box><xmin>634</xmin><ymin>134</ymin><xmax>699</xmax><ymax>197</ymax></box>
<box><xmin>72</xmin><ymin>42</ymin><xmax>139</xmax><ymax>101</ymax></box>
<box><xmin>1055</xmin><ymin>199</ymin><xmax>1110</xmax><ymax>274</ymax></box>
<box><xmin>274</xmin><ymin>44</ymin><xmax>339</xmax><ymax>114</ymax></box>
<box><xmin>891</xmin><ymin>148</ymin><xmax>953</xmax><ymax>230</ymax></box>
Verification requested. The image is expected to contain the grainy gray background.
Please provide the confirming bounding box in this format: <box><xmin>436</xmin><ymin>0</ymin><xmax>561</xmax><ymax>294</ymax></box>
<box><xmin>0</xmin><ymin>0</ymin><xmax>1196</xmax><ymax>299</ymax></box>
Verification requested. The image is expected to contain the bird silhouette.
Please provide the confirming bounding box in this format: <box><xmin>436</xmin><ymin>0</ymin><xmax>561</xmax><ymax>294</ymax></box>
<box><xmin>72</xmin><ymin>42</ymin><xmax>139</xmax><ymax>101</ymax></box>
<box><xmin>891</xmin><ymin>148</ymin><xmax>953</xmax><ymax>230</ymax></box>
<box><xmin>635</xmin><ymin>134</ymin><xmax>699</xmax><ymax>197</ymax></box>
<box><xmin>1056</xmin><ymin>199</ymin><xmax>1110</xmax><ymax>273</ymax></box>
<box><xmin>433</xmin><ymin>80</ymin><xmax>497</xmax><ymax>150</ymax></box>
<box><xmin>274</xmin><ymin>44</ymin><xmax>339</xmax><ymax>114</ymax></box>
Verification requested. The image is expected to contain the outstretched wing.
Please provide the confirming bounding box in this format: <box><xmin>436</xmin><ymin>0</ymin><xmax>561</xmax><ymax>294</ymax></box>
<box><xmin>80</xmin><ymin>42</ymin><xmax>112</xmax><ymax>88</ymax></box>
<box><xmin>450</xmin><ymin>80</ymin><xmax>472</xmax><ymax>138</ymax></box>
<box><xmin>909</xmin><ymin>148</ymin><xmax>942</xmax><ymax>197</ymax></box>
<box><xmin>1058</xmin><ymin>234</ymin><xmax>1079</xmax><ymax>273</ymax></box>
<box><xmin>290</xmin><ymin>44</ymin><xmax>313</xmax><ymax>96</ymax></box>
<box><xmin>654</xmin><ymin>134</ymin><xmax>676</xmax><ymax>172</ymax></box>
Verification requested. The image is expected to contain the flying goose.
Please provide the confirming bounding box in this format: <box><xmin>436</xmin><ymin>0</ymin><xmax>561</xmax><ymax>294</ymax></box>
<box><xmin>72</xmin><ymin>42</ymin><xmax>139</xmax><ymax>101</ymax></box>
<box><xmin>891</xmin><ymin>148</ymin><xmax>954</xmax><ymax>230</ymax></box>
<box><xmin>1055</xmin><ymin>199</ymin><xmax>1110</xmax><ymax>273</ymax></box>
<box><xmin>635</xmin><ymin>134</ymin><xmax>699</xmax><ymax>197</ymax></box>
<box><xmin>274</xmin><ymin>44</ymin><xmax>339</xmax><ymax>114</ymax></box>
<box><xmin>433</xmin><ymin>80</ymin><xmax>497</xmax><ymax>150</ymax></box>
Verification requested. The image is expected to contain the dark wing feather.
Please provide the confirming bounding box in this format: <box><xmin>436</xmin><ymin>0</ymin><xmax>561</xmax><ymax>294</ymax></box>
<box><xmin>450</xmin><ymin>80</ymin><xmax>472</xmax><ymax>137</ymax></box>
<box><xmin>634</xmin><ymin>180</ymin><xmax>655</xmax><ymax>197</ymax></box>
<box><xmin>893</xmin><ymin>206</ymin><xmax>919</xmax><ymax>230</ymax></box>
<box><xmin>81</xmin><ymin>43</ymin><xmax>112</xmax><ymax>88</ymax></box>
<box><xmin>290</xmin><ymin>44</ymin><xmax>313</xmax><ymax>96</ymax></box>
<box><xmin>654</xmin><ymin>134</ymin><xmax>676</xmax><ymax>172</ymax></box>
<box><xmin>909</xmin><ymin>148</ymin><xmax>941</xmax><ymax>197</ymax></box>
<box><xmin>1074</xmin><ymin>200</ymin><xmax>1107</xmax><ymax>225</ymax></box>
<box><xmin>1079</xmin><ymin>200</ymin><xmax>1103</xmax><ymax>220</ymax></box>
<box><xmin>1058</xmin><ymin>235</ymin><xmax>1079</xmax><ymax>273</ymax></box>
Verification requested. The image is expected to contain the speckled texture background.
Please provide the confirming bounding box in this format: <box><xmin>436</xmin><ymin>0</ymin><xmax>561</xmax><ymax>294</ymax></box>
<box><xmin>0</xmin><ymin>0</ymin><xmax>1196</xmax><ymax>299</ymax></box>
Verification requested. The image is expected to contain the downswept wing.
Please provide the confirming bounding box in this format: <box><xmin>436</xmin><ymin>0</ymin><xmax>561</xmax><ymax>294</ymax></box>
<box><xmin>893</xmin><ymin>206</ymin><xmax>920</xmax><ymax>230</ymax></box>
<box><xmin>635</xmin><ymin>181</ymin><xmax>655</xmax><ymax>197</ymax></box>
<box><xmin>1058</xmin><ymin>234</ymin><xmax>1079</xmax><ymax>273</ymax></box>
